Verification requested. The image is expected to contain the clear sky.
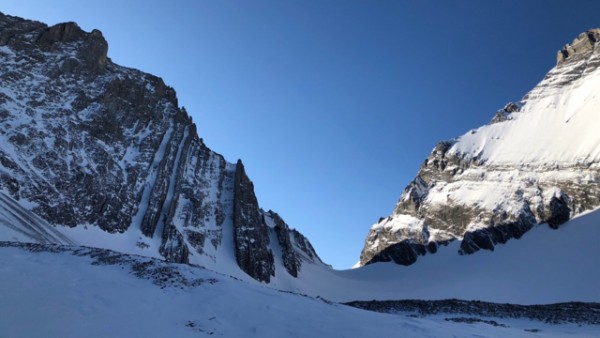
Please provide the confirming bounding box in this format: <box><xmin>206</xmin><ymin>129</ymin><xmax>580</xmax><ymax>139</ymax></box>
<box><xmin>4</xmin><ymin>1</ymin><xmax>600</xmax><ymax>269</ymax></box>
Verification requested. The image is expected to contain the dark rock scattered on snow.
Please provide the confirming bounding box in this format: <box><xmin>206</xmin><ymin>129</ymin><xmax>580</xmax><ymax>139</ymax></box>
<box><xmin>345</xmin><ymin>299</ymin><xmax>600</xmax><ymax>325</ymax></box>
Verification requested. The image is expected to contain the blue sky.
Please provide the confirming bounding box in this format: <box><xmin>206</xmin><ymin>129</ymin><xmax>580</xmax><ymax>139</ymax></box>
<box><xmin>4</xmin><ymin>1</ymin><xmax>600</xmax><ymax>268</ymax></box>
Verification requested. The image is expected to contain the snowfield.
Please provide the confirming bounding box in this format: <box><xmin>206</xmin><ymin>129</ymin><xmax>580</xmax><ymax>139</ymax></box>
<box><xmin>0</xmin><ymin>243</ymin><xmax>598</xmax><ymax>338</ymax></box>
<box><xmin>1</xmin><ymin>204</ymin><xmax>599</xmax><ymax>337</ymax></box>
<box><xmin>270</xmin><ymin>208</ymin><xmax>600</xmax><ymax>304</ymax></box>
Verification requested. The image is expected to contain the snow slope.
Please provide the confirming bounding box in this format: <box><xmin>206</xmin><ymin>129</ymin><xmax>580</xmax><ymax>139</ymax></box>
<box><xmin>0</xmin><ymin>243</ymin><xmax>597</xmax><ymax>338</ymax></box>
<box><xmin>451</xmin><ymin>62</ymin><xmax>600</xmax><ymax>165</ymax></box>
<box><xmin>278</xmin><ymin>208</ymin><xmax>600</xmax><ymax>304</ymax></box>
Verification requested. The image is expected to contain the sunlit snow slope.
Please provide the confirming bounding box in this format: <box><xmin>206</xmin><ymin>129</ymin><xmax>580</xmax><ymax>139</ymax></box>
<box><xmin>275</xmin><ymin>208</ymin><xmax>600</xmax><ymax>304</ymax></box>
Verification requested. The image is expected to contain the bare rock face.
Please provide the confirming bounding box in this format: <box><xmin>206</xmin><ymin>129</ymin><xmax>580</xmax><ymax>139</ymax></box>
<box><xmin>459</xmin><ymin>210</ymin><xmax>536</xmax><ymax>255</ymax></box>
<box><xmin>81</xmin><ymin>29</ymin><xmax>108</xmax><ymax>74</ymax></box>
<box><xmin>269</xmin><ymin>211</ymin><xmax>301</xmax><ymax>277</ymax></box>
<box><xmin>490</xmin><ymin>102</ymin><xmax>521</xmax><ymax>124</ymax></box>
<box><xmin>364</xmin><ymin>240</ymin><xmax>439</xmax><ymax>266</ymax></box>
<box><xmin>233</xmin><ymin>160</ymin><xmax>275</xmax><ymax>282</ymax></box>
<box><xmin>557</xmin><ymin>29</ymin><xmax>600</xmax><ymax>64</ymax></box>
<box><xmin>256</xmin><ymin>210</ymin><xmax>323</xmax><ymax>278</ymax></box>
<box><xmin>37</xmin><ymin>22</ymin><xmax>108</xmax><ymax>75</ymax></box>
<box><xmin>0</xmin><ymin>14</ymin><xmax>175</xmax><ymax>233</ymax></box>
<box><xmin>0</xmin><ymin>12</ymin><xmax>321</xmax><ymax>283</ymax></box>
<box><xmin>37</xmin><ymin>22</ymin><xmax>85</xmax><ymax>44</ymax></box>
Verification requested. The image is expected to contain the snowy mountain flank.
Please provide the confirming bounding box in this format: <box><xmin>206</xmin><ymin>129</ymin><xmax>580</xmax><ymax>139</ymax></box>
<box><xmin>358</xmin><ymin>29</ymin><xmax>600</xmax><ymax>267</ymax></box>
<box><xmin>3</xmin><ymin>242</ymin><xmax>597</xmax><ymax>338</ymax></box>
<box><xmin>0</xmin><ymin>12</ymin><xmax>322</xmax><ymax>284</ymax></box>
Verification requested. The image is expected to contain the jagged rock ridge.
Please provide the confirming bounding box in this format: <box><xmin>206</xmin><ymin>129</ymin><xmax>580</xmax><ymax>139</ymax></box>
<box><xmin>233</xmin><ymin>160</ymin><xmax>275</xmax><ymax>282</ymax></box>
<box><xmin>358</xmin><ymin>28</ymin><xmax>600</xmax><ymax>266</ymax></box>
<box><xmin>0</xmin><ymin>12</ymin><xmax>322</xmax><ymax>283</ymax></box>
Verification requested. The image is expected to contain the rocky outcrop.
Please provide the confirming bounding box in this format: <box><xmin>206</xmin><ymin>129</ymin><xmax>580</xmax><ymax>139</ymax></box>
<box><xmin>0</xmin><ymin>12</ymin><xmax>321</xmax><ymax>283</ymax></box>
<box><xmin>546</xmin><ymin>194</ymin><xmax>571</xmax><ymax>229</ymax></box>
<box><xmin>269</xmin><ymin>210</ymin><xmax>301</xmax><ymax>277</ymax></box>
<box><xmin>290</xmin><ymin>228</ymin><xmax>321</xmax><ymax>263</ymax></box>
<box><xmin>364</xmin><ymin>240</ymin><xmax>438</xmax><ymax>266</ymax></box>
<box><xmin>37</xmin><ymin>22</ymin><xmax>85</xmax><ymax>44</ymax></box>
<box><xmin>490</xmin><ymin>102</ymin><xmax>520</xmax><ymax>124</ymax></box>
<box><xmin>263</xmin><ymin>210</ymin><xmax>323</xmax><ymax>276</ymax></box>
<box><xmin>557</xmin><ymin>29</ymin><xmax>600</xmax><ymax>64</ymax></box>
<box><xmin>36</xmin><ymin>21</ymin><xmax>108</xmax><ymax>75</ymax></box>
<box><xmin>459</xmin><ymin>209</ymin><xmax>536</xmax><ymax>255</ymax></box>
<box><xmin>233</xmin><ymin>160</ymin><xmax>274</xmax><ymax>282</ymax></box>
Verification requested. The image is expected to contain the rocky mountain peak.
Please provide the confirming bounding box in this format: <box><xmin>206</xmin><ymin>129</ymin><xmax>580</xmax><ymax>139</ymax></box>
<box><xmin>358</xmin><ymin>28</ymin><xmax>600</xmax><ymax>267</ymax></box>
<box><xmin>0</xmin><ymin>13</ymin><xmax>109</xmax><ymax>75</ymax></box>
<box><xmin>36</xmin><ymin>22</ymin><xmax>85</xmax><ymax>44</ymax></box>
<box><xmin>0</xmin><ymin>12</ymin><xmax>323</xmax><ymax>284</ymax></box>
<box><xmin>557</xmin><ymin>28</ymin><xmax>600</xmax><ymax>65</ymax></box>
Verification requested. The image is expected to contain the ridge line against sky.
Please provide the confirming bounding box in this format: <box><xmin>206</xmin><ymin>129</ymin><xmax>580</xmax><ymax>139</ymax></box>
<box><xmin>4</xmin><ymin>0</ymin><xmax>600</xmax><ymax>268</ymax></box>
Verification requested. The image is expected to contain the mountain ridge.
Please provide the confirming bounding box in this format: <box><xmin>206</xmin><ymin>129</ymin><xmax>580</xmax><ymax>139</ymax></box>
<box><xmin>358</xmin><ymin>27</ymin><xmax>600</xmax><ymax>266</ymax></box>
<box><xmin>0</xmin><ymin>11</ymin><xmax>322</xmax><ymax>283</ymax></box>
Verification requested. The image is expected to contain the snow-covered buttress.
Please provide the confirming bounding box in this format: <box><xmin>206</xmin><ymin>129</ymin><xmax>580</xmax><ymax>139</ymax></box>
<box><xmin>359</xmin><ymin>29</ymin><xmax>600</xmax><ymax>266</ymax></box>
<box><xmin>0</xmin><ymin>12</ymin><xmax>321</xmax><ymax>283</ymax></box>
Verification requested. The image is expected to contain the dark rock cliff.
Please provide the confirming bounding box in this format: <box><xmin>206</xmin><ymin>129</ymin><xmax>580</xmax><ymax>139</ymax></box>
<box><xmin>233</xmin><ymin>160</ymin><xmax>275</xmax><ymax>282</ymax></box>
